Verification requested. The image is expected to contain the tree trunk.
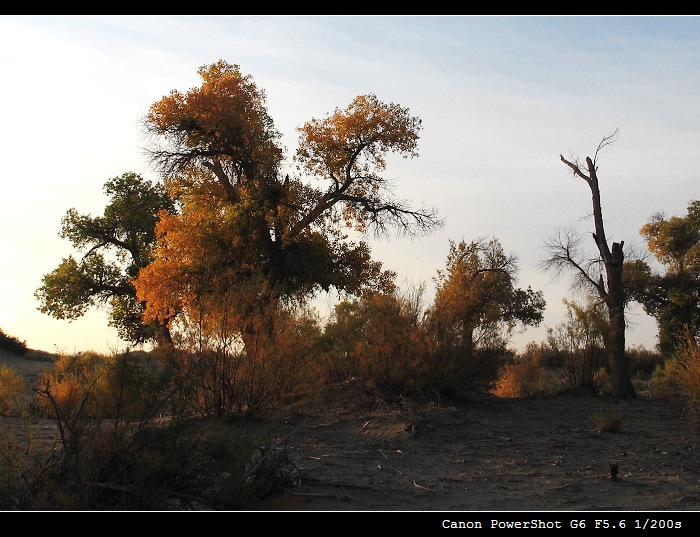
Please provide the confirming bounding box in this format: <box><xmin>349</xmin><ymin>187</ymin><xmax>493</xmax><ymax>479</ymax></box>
<box><xmin>154</xmin><ymin>321</ymin><xmax>173</xmax><ymax>349</ymax></box>
<box><xmin>586</xmin><ymin>158</ymin><xmax>636</xmax><ymax>399</ymax></box>
<box><xmin>606</xmin><ymin>241</ymin><xmax>636</xmax><ymax>398</ymax></box>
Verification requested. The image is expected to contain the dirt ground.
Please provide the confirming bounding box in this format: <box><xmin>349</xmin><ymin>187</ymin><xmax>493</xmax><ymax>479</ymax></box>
<box><xmin>258</xmin><ymin>383</ymin><xmax>700</xmax><ymax>514</ymax></box>
<box><xmin>3</xmin><ymin>349</ymin><xmax>700</xmax><ymax>515</ymax></box>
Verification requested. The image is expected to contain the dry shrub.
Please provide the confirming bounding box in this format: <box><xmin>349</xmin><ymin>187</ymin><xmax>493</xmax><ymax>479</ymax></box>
<box><xmin>649</xmin><ymin>358</ymin><xmax>682</xmax><ymax>400</ymax></box>
<box><xmin>671</xmin><ymin>332</ymin><xmax>700</xmax><ymax>410</ymax></box>
<box><xmin>35</xmin><ymin>351</ymin><xmax>108</xmax><ymax>418</ymax></box>
<box><xmin>12</xmin><ymin>412</ymin><xmax>293</xmax><ymax>510</ymax></box>
<box><xmin>35</xmin><ymin>351</ymin><xmax>172</xmax><ymax>420</ymax></box>
<box><xmin>321</xmin><ymin>291</ymin><xmax>435</xmax><ymax>401</ymax></box>
<box><xmin>559</xmin><ymin>348</ymin><xmax>607</xmax><ymax>393</ymax></box>
<box><xmin>0</xmin><ymin>365</ymin><xmax>26</xmax><ymax>416</ymax></box>
<box><xmin>171</xmin><ymin>306</ymin><xmax>323</xmax><ymax>420</ymax></box>
<box><xmin>17</xmin><ymin>354</ymin><xmax>295</xmax><ymax>510</ymax></box>
<box><xmin>592</xmin><ymin>409</ymin><xmax>623</xmax><ymax>433</ymax></box>
<box><xmin>492</xmin><ymin>343</ymin><xmax>558</xmax><ymax>398</ymax></box>
<box><xmin>0</xmin><ymin>418</ymin><xmax>61</xmax><ymax>509</ymax></box>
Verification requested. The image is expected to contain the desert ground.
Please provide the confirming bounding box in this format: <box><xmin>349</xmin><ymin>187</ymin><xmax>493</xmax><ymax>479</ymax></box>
<box><xmin>3</xmin><ymin>348</ymin><xmax>700</xmax><ymax>516</ymax></box>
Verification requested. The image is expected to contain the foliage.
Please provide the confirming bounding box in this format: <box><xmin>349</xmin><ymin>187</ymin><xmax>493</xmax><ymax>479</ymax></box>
<box><xmin>34</xmin><ymin>350</ymin><xmax>174</xmax><ymax>421</ymax></box>
<box><xmin>649</xmin><ymin>357</ymin><xmax>683</xmax><ymax>400</ymax></box>
<box><xmin>169</xmin><ymin>305</ymin><xmax>324</xmax><ymax>419</ymax></box>
<box><xmin>322</xmin><ymin>290</ymin><xmax>433</xmax><ymax>400</ymax></box>
<box><xmin>0</xmin><ymin>365</ymin><xmax>26</xmax><ymax>415</ymax></box>
<box><xmin>546</xmin><ymin>298</ymin><xmax>608</xmax><ymax>393</ymax></box>
<box><xmin>651</xmin><ymin>330</ymin><xmax>700</xmax><ymax>413</ymax></box>
<box><xmin>492</xmin><ymin>342</ymin><xmax>559</xmax><ymax>398</ymax></box>
<box><xmin>321</xmin><ymin>236</ymin><xmax>547</xmax><ymax>401</ymax></box>
<box><xmin>634</xmin><ymin>200</ymin><xmax>700</xmax><ymax>356</ymax></box>
<box><xmin>421</xmin><ymin>237</ymin><xmax>545</xmax><ymax>395</ymax></box>
<box><xmin>428</xmin><ymin>237</ymin><xmax>545</xmax><ymax>353</ymax></box>
<box><xmin>136</xmin><ymin>61</ymin><xmax>439</xmax><ymax>357</ymax></box>
<box><xmin>321</xmin><ymin>279</ymin><xmax>519</xmax><ymax>400</ymax></box>
<box><xmin>35</xmin><ymin>172</ymin><xmax>176</xmax><ymax>346</ymax></box>
<box><xmin>4</xmin><ymin>349</ymin><xmax>295</xmax><ymax>510</ymax></box>
<box><xmin>344</xmin><ymin>293</ymin><xmax>434</xmax><ymax>400</ymax></box>
<box><xmin>626</xmin><ymin>345</ymin><xmax>664</xmax><ymax>377</ymax></box>
<box><xmin>0</xmin><ymin>417</ymin><xmax>60</xmax><ymax>510</ymax></box>
<box><xmin>0</xmin><ymin>328</ymin><xmax>28</xmax><ymax>356</ymax></box>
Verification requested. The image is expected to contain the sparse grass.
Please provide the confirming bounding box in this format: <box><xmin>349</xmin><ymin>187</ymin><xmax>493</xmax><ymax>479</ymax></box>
<box><xmin>592</xmin><ymin>409</ymin><xmax>623</xmax><ymax>433</ymax></box>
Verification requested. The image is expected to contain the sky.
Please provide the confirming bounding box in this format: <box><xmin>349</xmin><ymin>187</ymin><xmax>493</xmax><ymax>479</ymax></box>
<box><xmin>1</xmin><ymin>15</ymin><xmax>698</xmax><ymax>356</ymax></box>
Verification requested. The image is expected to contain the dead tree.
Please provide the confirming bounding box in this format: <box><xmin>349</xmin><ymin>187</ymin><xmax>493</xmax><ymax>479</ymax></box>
<box><xmin>552</xmin><ymin>131</ymin><xmax>636</xmax><ymax>398</ymax></box>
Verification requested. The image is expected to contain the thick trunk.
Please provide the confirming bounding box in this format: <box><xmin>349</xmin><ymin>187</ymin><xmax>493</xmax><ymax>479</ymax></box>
<box><xmin>606</xmin><ymin>241</ymin><xmax>636</xmax><ymax>398</ymax></box>
<box><xmin>154</xmin><ymin>321</ymin><xmax>174</xmax><ymax>349</ymax></box>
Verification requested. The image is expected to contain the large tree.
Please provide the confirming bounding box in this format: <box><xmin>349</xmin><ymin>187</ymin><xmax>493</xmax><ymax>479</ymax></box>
<box><xmin>135</xmin><ymin>60</ymin><xmax>442</xmax><ymax>349</ymax></box>
<box><xmin>544</xmin><ymin>131</ymin><xmax>637</xmax><ymax>398</ymax></box>
<box><xmin>634</xmin><ymin>200</ymin><xmax>700</xmax><ymax>355</ymax></box>
<box><xmin>35</xmin><ymin>172</ymin><xmax>176</xmax><ymax>346</ymax></box>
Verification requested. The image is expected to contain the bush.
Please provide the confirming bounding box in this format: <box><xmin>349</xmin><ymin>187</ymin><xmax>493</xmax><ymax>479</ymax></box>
<box><xmin>0</xmin><ymin>329</ymin><xmax>27</xmax><ymax>356</ymax></box>
<box><xmin>0</xmin><ymin>365</ymin><xmax>26</xmax><ymax>415</ymax></box>
<box><xmin>492</xmin><ymin>343</ymin><xmax>558</xmax><ymax>398</ymax></box>
<box><xmin>432</xmin><ymin>346</ymin><xmax>505</xmax><ymax>398</ymax></box>
<box><xmin>3</xmin><ymin>412</ymin><xmax>294</xmax><ymax>510</ymax></box>
<box><xmin>627</xmin><ymin>345</ymin><xmax>664</xmax><ymax>377</ymax></box>
<box><xmin>649</xmin><ymin>358</ymin><xmax>682</xmax><ymax>399</ymax></box>
<box><xmin>11</xmin><ymin>348</ymin><xmax>295</xmax><ymax>510</ymax></box>
<box><xmin>592</xmin><ymin>410</ymin><xmax>623</xmax><ymax>433</ymax></box>
<box><xmin>171</xmin><ymin>306</ymin><xmax>323</xmax><ymax>420</ymax></box>
<box><xmin>35</xmin><ymin>350</ymin><xmax>174</xmax><ymax>421</ymax></box>
<box><xmin>322</xmin><ymin>292</ymin><xmax>435</xmax><ymax>401</ymax></box>
<box><xmin>672</xmin><ymin>333</ymin><xmax>700</xmax><ymax>410</ymax></box>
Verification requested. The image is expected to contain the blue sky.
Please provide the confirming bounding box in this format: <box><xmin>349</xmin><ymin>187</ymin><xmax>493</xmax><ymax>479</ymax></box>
<box><xmin>1</xmin><ymin>15</ymin><xmax>697</xmax><ymax>355</ymax></box>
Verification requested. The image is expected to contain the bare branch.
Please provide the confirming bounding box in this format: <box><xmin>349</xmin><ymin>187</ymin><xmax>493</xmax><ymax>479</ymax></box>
<box><xmin>593</xmin><ymin>128</ymin><xmax>619</xmax><ymax>165</ymax></box>
<box><xmin>541</xmin><ymin>227</ymin><xmax>607</xmax><ymax>299</ymax></box>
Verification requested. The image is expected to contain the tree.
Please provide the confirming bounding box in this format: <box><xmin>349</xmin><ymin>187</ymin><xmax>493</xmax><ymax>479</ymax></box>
<box><xmin>635</xmin><ymin>200</ymin><xmax>700</xmax><ymax>355</ymax></box>
<box><xmin>135</xmin><ymin>60</ymin><xmax>441</xmax><ymax>350</ymax></box>
<box><xmin>429</xmin><ymin>237</ymin><xmax>546</xmax><ymax>353</ymax></box>
<box><xmin>35</xmin><ymin>172</ymin><xmax>176</xmax><ymax>346</ymax></box>
<box><xmin>544</xmin><ymin>130</ymin><xmax>636</xmax><ymax>398</ymax></box>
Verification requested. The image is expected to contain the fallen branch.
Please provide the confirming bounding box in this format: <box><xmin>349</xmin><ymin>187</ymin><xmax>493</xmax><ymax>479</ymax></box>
<box><xmin>413</xmin><ymin>479</ymin><xmax>434</xmax><ymax>492</ymax></box>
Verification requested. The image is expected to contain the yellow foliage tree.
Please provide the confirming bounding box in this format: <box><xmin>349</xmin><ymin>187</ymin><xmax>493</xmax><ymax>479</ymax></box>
<box><xmin>136</xmin><ymin>61</ymin><xmax>441</xmax><ymax>353</ymax></box>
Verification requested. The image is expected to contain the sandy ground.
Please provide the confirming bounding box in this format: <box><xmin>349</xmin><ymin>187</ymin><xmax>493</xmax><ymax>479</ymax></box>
<box><xmin>258</xmin><ymin>383</ymin><xmax>700</xmax><ymax>514</ymax></box>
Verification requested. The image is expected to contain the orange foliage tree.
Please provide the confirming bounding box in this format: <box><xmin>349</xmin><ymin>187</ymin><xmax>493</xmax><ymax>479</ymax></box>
<box><xmin>426</xmin><ymin>238</ymin><xmax>546</xmax><ymax>391</ymax></box>
<box><xmin>429</xmin><ymin>237</ymin><xmax>545</xmax><ymax>352</ymax></box>
<box><xmin>135</xmin><ymin>60</ymin><xmax>441</xmax><ymax>357</ymax></box>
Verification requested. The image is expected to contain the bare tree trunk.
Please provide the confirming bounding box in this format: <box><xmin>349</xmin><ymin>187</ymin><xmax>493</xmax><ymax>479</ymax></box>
<box><xmin>560</xmin><ymin>153</ymin><xmax>636</xmax><ymax>399</ymax></box>
<box><xmin>606</xmin><ymin>241</ymin><xmax>636</xmax><ymax>398</ymax></box>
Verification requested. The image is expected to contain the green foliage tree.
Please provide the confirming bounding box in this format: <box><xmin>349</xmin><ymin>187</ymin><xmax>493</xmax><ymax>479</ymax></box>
<box><xmin>135</xmin><ymin>60</ymin><xmax>441</xmax><ymax>352</ymax></box>
<box><xmin>634</xmin><ymin>200</ymin><xmax>700</xmax><ymax>355</ymax></box>
<box><xmin>35</xmin><ymin>172</ymin><xmax>176</xmax><ymax>346</ymax></box>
